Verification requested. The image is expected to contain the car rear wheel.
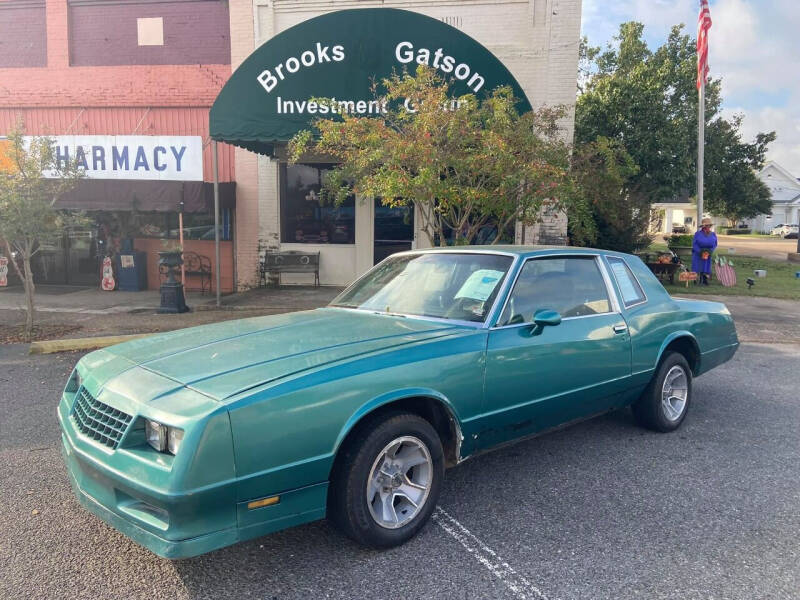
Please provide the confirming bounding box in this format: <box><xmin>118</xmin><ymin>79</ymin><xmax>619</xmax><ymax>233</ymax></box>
<box><xmin>633</xmin><ymin>351</ymin><xmax>692</xmax><ymax>432</ymax></box>
<box><xmin>328</xmin><ymin>412</ymin><xmax>444</xmax><ymax>547</ymax></box>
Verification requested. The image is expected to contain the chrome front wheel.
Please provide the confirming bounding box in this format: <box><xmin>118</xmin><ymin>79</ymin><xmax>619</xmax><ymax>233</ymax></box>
<box><xmin>367</xmin><ymin>436</ymin><xmax>433</xmax><ymax>529</ymax></box>
<box><xmin>328</xmin><ymin>412</ymin><xmax>444</xmax><ymax>548</ymax></box>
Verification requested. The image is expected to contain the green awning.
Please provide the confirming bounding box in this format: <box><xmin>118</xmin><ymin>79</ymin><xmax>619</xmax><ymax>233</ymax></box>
<box><xmin>210</xmin><ymin>8</ymin><xmax>532</xmax><ymax>155</ymax></box>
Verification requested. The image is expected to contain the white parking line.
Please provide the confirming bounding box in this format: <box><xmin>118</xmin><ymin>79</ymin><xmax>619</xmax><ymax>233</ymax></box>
<box><xmin>432</xmin><ymin>507</ymin><xmax>548</xmax><ymax>600</ymax></box>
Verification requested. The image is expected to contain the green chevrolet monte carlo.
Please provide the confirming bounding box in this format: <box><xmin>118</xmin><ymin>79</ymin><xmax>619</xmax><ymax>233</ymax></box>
<box><xmin>58</xmin><ymin>247</ymin><xmax>738</xmax><ymax>558</ymax></box>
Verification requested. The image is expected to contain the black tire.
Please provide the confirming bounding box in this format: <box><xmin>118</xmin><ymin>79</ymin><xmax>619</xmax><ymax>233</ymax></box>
<box><xmin>328</xmin><ymin>412</ymin><xmax>444</xmax><ymax>548</ymax></box>
<box><xmin>633</xmin><ymin>351</ymin><xmax>693</xmax><ymax>432</ymax></box>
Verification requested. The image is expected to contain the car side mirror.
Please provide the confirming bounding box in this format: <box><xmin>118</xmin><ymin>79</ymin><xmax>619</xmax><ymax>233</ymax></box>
<box><xmin>527</xmin><ymin>309</ymin><xmax>561</xmax><ymax>335</ymax></box>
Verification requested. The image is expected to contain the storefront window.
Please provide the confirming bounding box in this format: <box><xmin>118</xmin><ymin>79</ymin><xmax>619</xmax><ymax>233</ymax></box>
<box><xmin>280</xmin><ymin>163</ymin><xmax>355</xmax><ymax>244</ymax></box>
<box><xmin>127</xmin><ymin>210</ymin><xmax>233</xmax><ymax>241</ymax></box>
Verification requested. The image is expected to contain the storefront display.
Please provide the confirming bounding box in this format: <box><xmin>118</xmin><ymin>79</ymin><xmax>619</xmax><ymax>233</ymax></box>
<box><xmin>280</xmin><ymin>164</ymin><xmax>354</xmax><ymax>245</ymax></box>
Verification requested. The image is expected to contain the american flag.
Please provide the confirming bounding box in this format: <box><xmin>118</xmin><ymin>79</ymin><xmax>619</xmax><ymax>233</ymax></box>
<box><xmin>697</xmin><ymin>0</ymin><xmax>712</xmax><ymax>89</ymax></box>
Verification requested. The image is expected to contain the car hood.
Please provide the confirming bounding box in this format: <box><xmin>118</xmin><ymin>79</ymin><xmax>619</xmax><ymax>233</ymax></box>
<box><xmin>94</xmin><ymin>308</ymin><xmax>465</xmax><ymax>401</ymax></box>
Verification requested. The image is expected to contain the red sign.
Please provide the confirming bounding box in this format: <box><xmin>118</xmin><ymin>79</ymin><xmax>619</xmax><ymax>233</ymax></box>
<box><xmin>679</xmin><ymin>271</ymin><xmax>698</xmax><ymax>282</ymax></box>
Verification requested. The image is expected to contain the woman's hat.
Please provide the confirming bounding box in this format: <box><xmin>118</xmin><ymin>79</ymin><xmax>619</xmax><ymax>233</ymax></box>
<box><xmin>701</xmin><ymin>217</ymin><xmax>713</xmax><ymax>226</ymax></box>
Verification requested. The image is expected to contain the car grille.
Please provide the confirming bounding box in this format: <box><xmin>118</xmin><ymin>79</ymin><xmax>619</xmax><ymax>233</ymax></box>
<box><xmin>71</xmin><ymin>387</ymin><xmax>133</xmax><ymax>449</ymax></box>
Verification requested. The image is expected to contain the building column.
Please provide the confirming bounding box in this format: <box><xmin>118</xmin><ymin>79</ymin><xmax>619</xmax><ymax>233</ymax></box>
<box><xmin>229</xmin><ymin>0</ymin><xmax>258</xmax><ymax>289</ymax></box>
<box><xmin>354</xmin><ymin>196</ymin><xmax>374</xmax><ymax>275</ymax></box>
<box><xmin>413</xmin><ymin>205</ymin><xmax>434</xmax><ymax>249</ymax></box>
<box><xmin>46</xmin><ymin>0</ymin><xmax>69</xmax><ymax>68</ymax></box>
<box><xmin>257</xmin><ymin>155</ymin><xmax>280</xmax><ymax>251</ymax></box>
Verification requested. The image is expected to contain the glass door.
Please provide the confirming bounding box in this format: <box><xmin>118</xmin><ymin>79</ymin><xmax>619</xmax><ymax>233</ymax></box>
<box><xmin>66</xmin><ymin>230</ymin><xmax>100</xmax><ymax>285</ymax></box>
<box><xmin>374</xmin><ymin>199</ymin><xmax>414</xmax><ymax>265</ymax></box>
<box><xmin>32</xmin><ymin>236</ymin><xmax>68</xmax><ymax>284</ymax></box>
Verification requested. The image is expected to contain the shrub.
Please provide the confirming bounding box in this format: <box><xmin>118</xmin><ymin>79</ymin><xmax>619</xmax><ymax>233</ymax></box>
<box><xmin>723</xmin><ymin>228</ymin><xmax>751</xmax><ymax>235</ymax></box>
<box><xmin>665</xmin><ymin>234</ymin><xmax>694</xmax><ymax>247</ymax></box>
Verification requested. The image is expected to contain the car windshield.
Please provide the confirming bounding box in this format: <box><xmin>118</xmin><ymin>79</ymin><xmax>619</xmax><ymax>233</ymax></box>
<box><xmin>330</xmin><ymin>252</ymin><xmax>514</xmax><ymax>322</ymax></box>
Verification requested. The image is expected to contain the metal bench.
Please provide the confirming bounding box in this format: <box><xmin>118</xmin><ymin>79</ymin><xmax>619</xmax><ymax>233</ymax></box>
<box><xmin>159</xmin><ymin>251</ymin><xmax>212</xmax><ymax>294</ymax></box>
<box><xmin>259</xmin><ymin>250</ymin><xmax>320</xmax><ymax>287</ymax></box>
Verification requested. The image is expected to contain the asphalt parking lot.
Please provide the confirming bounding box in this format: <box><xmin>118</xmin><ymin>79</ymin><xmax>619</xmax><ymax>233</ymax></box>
<box><xmin>1</xmin><ymin>343</ymin><xmax>798</xmax><ymax>600</ymax></box>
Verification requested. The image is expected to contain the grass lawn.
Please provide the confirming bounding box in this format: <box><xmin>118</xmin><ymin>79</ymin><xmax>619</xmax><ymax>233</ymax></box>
<box><xmin>650</xmin><ymin>254</ymin><xmax>800</xmax><ymax>300</ymax></box>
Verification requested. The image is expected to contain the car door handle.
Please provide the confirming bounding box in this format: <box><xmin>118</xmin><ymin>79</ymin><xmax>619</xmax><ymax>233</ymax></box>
<box><xmin>613</xmin><ymin>324</ymin><xmax>628</xmax><ymax>334</ymax></box>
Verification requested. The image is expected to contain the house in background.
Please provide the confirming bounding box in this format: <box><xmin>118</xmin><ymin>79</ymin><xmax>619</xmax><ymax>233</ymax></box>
<box><xmin>744</xmin><ymin>161</ymin><xmax>800</xmax><ymax>233</ymax></box>
<box><xmin>652</xmin><ymin>161</ymin><xmax>800</xmax><ymax>236</ymax></box>
<box><xmin>651</xmin><ymin>192</ymin><xmax>696</xmax><ymax>234</ymax></box>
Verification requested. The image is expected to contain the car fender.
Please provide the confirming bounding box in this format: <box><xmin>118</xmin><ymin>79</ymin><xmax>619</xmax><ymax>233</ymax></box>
<box><xmin>656</xmin><ymin>331</ymin><xmax>700</xmax><ymax>372</ymax></box>
<box><xmin>333</xmin><ymin>387</ymin><xmax>464</xmax><ymax>460</ymax></box>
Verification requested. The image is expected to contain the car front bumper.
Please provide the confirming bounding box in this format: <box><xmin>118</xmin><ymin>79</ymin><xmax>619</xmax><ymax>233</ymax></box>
<box><xmin>63</xmin><ymin>447</ymin><xmax>239</xmax><ymax>559</ymax></box>
<box><xmin>59</xmin><ymin>398</ymin><xmax>328</xmax><ymax>559</ymax></box>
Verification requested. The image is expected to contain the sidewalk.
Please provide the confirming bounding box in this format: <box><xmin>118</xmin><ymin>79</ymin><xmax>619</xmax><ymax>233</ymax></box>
<box><xmin>0</xmin><ymin>284</ymin><xmax>343</xmax><ymax>341</ymax></box>
<box><xmin>0</xmin><ymin>284</ymin><xmax>342</xmax><ymax>313</ymax></box>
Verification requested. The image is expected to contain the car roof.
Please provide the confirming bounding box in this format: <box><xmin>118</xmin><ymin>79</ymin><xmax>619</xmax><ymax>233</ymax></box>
<box><xmin>405</xmin><ymin>245</ymin><xmax>636</xmax><ymax>260</ymax></box>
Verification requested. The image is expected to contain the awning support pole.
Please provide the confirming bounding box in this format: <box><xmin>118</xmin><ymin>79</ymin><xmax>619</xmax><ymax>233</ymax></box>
<box><xmin>212</xmin><ymin>140</ymin><xmax>221</xmax><ymax>307</ymax></box>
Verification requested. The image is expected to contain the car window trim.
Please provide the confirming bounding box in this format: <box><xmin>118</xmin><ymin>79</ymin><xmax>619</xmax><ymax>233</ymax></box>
<box><xmin>491</xmin><ymin>253</ymin><xmax>621</xmax><ymax>330</ymax></box>
<box><xmin>604</xmin><ymin>256</ymin><xmax>648</xmax><ymax>309</ymax></box>
<box><xmin>330</xmin><ymin>250</ymin><xmax>521</xmax><ymax>329</ymax></box>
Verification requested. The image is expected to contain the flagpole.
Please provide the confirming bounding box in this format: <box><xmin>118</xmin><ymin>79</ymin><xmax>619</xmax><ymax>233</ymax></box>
<box><xmin>697</xmin><ymin>77</ymin><xmax>705</xmax><ymax>229</ymax></box>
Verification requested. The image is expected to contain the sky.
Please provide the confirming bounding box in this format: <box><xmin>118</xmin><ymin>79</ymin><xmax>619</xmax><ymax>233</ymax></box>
<box><xmin>581</xmin><ymin>0</ymin><xmax>800</xmax><ymax>173</ymax></box>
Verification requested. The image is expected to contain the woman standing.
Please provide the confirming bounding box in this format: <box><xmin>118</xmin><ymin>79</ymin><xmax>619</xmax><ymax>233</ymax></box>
<box><xmin>692</xmin><ymin>217</ymin><xmax>718</xmax><ymax>285</ymax></box>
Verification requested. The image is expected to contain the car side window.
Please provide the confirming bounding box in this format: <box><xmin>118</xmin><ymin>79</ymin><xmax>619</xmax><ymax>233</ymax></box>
<box><xmin>498</xmin><ymin>257</ymin><xmax>611</xmax><ymax>325</ymax></box>
<box><xmin>607</xmin><ymin>257</ymin><xmax>646</xmax><ymax>307</ymax></box>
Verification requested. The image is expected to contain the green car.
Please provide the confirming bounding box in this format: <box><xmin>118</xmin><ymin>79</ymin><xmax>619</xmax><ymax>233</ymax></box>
<box><xmin>58</xmin><ymin>247</ymin><xmax>738</xmax><ymax>558</ymax></box>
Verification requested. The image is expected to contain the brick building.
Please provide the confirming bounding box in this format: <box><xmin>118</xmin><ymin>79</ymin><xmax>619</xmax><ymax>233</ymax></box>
<box><xmin>221</xmin><ymin>0</ymin><xmax>583</xmax><ymax>287</ymax></box>
<box><xmin>2</xmin><ymin>0</ymin><xmax>582</xmax><ymax>292</ymax></box>
<box><xmin>0</xmin><ymin>0</ymin><xmax>237</xmax><ymax>292</ymax></box>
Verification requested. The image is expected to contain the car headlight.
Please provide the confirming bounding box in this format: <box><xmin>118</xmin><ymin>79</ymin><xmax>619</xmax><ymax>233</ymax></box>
<box><xmin>145</xmin><ymin>420</ymin><xmax>184</xmax><ymax>455</ymax></box>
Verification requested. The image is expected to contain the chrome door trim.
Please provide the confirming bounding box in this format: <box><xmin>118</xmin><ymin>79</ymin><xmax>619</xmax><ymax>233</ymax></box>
<box><xmin>596</xmin><ymin>255</ymin><xmax>623</xmax><ymax>313</ymax></box>
<box><xmin>490</xmin><ymin>253</ymin><xmax>622</xmax><ymax>330</ymax></box>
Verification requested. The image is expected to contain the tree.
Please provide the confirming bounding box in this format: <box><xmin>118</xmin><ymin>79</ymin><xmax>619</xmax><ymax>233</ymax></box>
<box><xmin>289</xmin><ymin>66</ymin><xmax>572</xmax><ymax>246</ymax></box>
<box><xmin>567</xmin><ymin>137</ymin><xmax>653</xmax><ymax>252</ymax></box>
<box><xmin>0</xmin><ymin>129</ymin><xmax>84</xmax><ymax>339</ymax></box>
<box><xmin>576</xmin><ymin>22</ymin><xmax>775</xmax><ymax>241</ymax></box>
<box><xmin>576</xmin><ymin>23</ymin><xmax>722</xmax><ymax>203</ymax></box>
<box><xmin>704</xmin><ymin>116</ymin><xmax>774</xmax><ymax>226</ymax></box>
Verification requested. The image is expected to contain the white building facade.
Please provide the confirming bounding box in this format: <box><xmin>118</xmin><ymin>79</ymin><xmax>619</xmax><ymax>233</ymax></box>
<box><xmin>745</xmin><ymin>161</ymin><xmax>800</xmax><ymax>233</ymax></box>
<box><xmin>227</xmin><ymin>0</ymin><xmax>583</xmax><ymax>287</ymax></box>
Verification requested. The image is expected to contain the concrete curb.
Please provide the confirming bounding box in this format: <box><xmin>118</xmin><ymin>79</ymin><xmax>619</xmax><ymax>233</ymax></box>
<box><xmin>29</xmin><ymin>333</ymin><xmax>153</xmax><ymax>355</ymax></box>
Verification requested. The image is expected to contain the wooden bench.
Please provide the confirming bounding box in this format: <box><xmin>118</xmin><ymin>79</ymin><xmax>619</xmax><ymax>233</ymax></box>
<box><xmin>159</xmin><ymin>251</ymin><xmax>212</xmax><ymax>294</ymax></box>
<box><xmin>259</xmin><ymin>250</ymin><xmax>320</xmax><ymax>287</ymax></box>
